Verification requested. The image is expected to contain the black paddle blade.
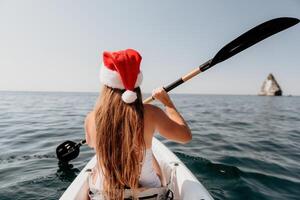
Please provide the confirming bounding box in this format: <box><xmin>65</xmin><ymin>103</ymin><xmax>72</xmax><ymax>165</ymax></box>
<box><xmin>56</xmin><ymin>140</ymin><xmax>80</xmax><ymax>163</ymax></box>
<box><xmin>210</xmin><ymin>17</ymin><xmax>299</xmax><ymax>67</ymax></box>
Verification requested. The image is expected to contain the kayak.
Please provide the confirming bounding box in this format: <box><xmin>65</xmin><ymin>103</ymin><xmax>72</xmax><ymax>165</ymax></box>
<box><xmin>59</xmin><ymin>137</ymin><xmax>214</xmax><ymax>200</ymax></box>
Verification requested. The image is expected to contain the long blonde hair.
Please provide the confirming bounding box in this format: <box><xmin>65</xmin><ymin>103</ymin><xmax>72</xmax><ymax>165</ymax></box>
<box><xmin>95</xmin><ymin>85</ymin><xmax>145</xmax><ymax>199</ymax></box>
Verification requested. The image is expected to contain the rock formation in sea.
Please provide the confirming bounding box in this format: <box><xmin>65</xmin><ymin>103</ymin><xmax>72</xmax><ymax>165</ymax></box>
<box><xmin>259</xmin><ymin>73</ymin><xmax>282</xmax><ymax>96</ymax></box>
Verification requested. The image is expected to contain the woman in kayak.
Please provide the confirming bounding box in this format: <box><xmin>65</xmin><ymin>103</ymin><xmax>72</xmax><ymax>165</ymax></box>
<box><xmin>85</xmin><ymin>49</ymin><xmax>192</xmax><ymax>199</ymax></box>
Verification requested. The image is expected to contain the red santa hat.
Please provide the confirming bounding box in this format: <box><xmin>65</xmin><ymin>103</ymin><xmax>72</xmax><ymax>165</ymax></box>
<box><xmin>99</xmin><ymin>49</ymin><xmax>143</xmax><ymax>104</ymax></box>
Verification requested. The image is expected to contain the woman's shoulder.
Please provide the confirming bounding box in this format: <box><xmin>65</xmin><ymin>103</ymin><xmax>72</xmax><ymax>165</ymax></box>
<box><xmin>85</xmin><ymin>111</ymin><xmax>96</xmax><ymax>124</ymax></box>
<box><xmin>144</xmin><ymin>104</ymin><xmax>166</xmax><ymax>121</ymax></box>
<box><xmin>144</xmin><ymin>104</ymin><xmax>162</xmax><ymax>117</ymax></box>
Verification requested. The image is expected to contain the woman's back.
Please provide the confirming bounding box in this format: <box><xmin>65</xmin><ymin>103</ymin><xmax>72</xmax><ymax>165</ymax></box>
<box><xmin>85</xmin><ymin>104</ymin><xmax>165</xmax><ymax>182</ymax></box>
<box><xmin>86</xmin><ymin>104</ymin><xmax>162</xmax><ymax>149</ymax></box>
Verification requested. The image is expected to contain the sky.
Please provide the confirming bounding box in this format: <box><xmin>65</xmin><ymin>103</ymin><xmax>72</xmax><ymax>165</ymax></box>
<box><xmin>0</xmin><ymin>0</ymin><xmax>299</xmax><ymax>95</ymax></box>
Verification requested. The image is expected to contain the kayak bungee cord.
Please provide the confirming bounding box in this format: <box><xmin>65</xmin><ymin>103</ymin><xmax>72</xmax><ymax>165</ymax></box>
<box><xmin>56</xmin><ymin>17</ymin><xmax>299</xmax><ymax>163</ymax></box>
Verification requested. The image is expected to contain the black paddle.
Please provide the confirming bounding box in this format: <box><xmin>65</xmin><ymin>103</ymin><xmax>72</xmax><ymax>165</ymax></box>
<box><xmin>56</xmin><ymin>17</ymin><xmax>299</xmax><ymax>163</ymax></box>
<box><xmin>56</xmin><ymin>140</ymin><xmax>86</xmax><ymax>163</ymax></box>
<box><xmin>144</xmin><ymin>17</ymin><xmax>299</xmax><ymax>102</ymax></box>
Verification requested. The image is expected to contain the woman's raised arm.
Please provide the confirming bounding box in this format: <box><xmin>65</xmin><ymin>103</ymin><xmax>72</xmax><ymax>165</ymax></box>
<box><xmin>148</xmin><ymin>88</ymin><xmax>192</xmax><ymax>144</ymax></box>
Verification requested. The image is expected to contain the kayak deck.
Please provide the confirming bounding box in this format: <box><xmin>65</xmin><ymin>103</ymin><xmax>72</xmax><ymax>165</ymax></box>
<box><xmin>59</xmin><ymin>138</ymin><xmax>214</xmax><ymax>200</ymax></box>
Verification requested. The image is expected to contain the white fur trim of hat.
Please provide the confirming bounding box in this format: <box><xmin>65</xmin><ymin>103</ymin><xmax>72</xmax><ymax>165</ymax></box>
<box><xmin>99</xmin><ymin>63</ymin><xmax>143</xmax><ymax>103</ymax></box>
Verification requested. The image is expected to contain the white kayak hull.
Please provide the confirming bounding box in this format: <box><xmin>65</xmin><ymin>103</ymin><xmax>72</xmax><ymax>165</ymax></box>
<box><xmin>60</xmin><ymin>138</ymin><xmax>214</xmax><ymax>200</ymax></box>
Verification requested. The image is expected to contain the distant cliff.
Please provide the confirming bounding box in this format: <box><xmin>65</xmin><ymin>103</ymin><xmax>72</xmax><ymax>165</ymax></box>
<box><xmin>259</xmin><ymin>73</ymin><xmax>282</xmax><ymax>96</ymax></box>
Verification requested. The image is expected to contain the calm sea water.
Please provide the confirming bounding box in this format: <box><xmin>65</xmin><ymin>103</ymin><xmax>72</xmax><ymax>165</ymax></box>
<box><xmin>0</xmin><ymin>91</ymin><xmax>299</xmax><ymax>200</ymax></box>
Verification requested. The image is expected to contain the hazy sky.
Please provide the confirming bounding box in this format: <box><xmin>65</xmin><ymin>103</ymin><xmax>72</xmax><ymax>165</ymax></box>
<box><xmin>0</xmin><ymin>0</ymin><xmax>299</xmax><ymax>95</ymax></box>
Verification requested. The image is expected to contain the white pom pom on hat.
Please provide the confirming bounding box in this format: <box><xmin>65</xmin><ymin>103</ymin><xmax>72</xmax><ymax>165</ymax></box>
<box><xmin>99</xmin><ymin>49</ymin><xmax>143</xmax><ymax>104</ymax></box>
<box><xmin>121</xmin><ymin>90</ymin><xmax>137</xmax><ymax>104</ymax></box>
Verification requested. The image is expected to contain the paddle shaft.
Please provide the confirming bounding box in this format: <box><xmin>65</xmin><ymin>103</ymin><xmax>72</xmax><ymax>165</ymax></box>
<box><xmin>143</xmin><ymin>59</ymin><xmax>212</xmax><ymax>104</ymax></box>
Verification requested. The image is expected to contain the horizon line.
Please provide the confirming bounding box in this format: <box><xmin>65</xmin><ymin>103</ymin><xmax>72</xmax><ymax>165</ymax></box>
<box><xmin>0</xmin><ymin>89</ymin><xmax>298</xmax><ymax>97</ymax></box>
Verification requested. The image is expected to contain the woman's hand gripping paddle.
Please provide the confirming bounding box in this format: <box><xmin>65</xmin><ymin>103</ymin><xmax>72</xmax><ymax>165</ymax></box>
<box><xmin>56</xmin><ymin>17</ymin><xmax>299</xmax><ymax>163</ymax></box>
